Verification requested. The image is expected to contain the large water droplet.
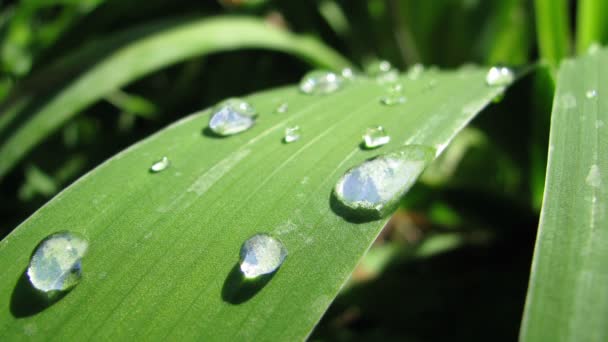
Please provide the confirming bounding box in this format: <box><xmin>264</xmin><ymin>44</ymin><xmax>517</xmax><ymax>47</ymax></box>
<box><xmin>363</xmin><ymin>126</ymin><xmax>390</xmax><ymax>149</ymax></box>
<box><xmin>333</xmin><ymin>146</ymin><xmax>435</xmax><ymax>219</ymax></box>
<box><xmin>366</xmin><ymin>60</ymin><xmax>399</xmax><ymax>83</ymax></box>
<box><xmin>485</xmin><ymin>66</ymin><xmax>514</xmax><ymax>86</ymax></box>
<box><xmin>150</xmin><ymin>156</ymin><xmax>170</xmax><ymax>173</ymax></box>
<box><xmin>27</xmin><ymin>231</ymin><xmax>88</xmax><ymax>293</ymax></box>
<box><xmin>586</xmin><ymin>164</ymin><xmax>601</xmax><ymax>188</ymax></box>
<box><xmin>283</xmin><ymin>126</ymin><xmax>301</xmax><ymax>143</ymax></box>
<box><xmin>586</xmin><ymin>89</ymin><xmax>598</xmax><ymax>99</ymax></box>
<box><xmin>299</xmin><ymin>70</ymin><xmax>343</xmax><ymax>95</ymax></box>
<box><xmin>208</xmin><ymin>98</ymin><xmax>256</xmax><ymax>136</ymax></box>
<box><xmin>239</xmin><ymin>234</ymin><xmax>287</xmax><ymax>278</ymax></box>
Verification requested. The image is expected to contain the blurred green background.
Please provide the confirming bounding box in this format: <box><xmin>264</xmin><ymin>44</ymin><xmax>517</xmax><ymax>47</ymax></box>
<box><xmin>0</xmin><ymin>0</ymin><xmax>595</xmax><ymax>340</ymax></box>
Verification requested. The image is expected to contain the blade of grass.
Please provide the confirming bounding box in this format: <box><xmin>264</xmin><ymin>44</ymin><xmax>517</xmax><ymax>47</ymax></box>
<box><xmin>521</xmin><ymin>48</ymin><xmax>608</xmax><ymax>341</ymax></box>
<box><xmin>0</xmin><ymin>67</ymin><xmax>511</xmax><ymax>340</ymax></box>
<box><xmin>576</xmin><ymin>0</ymin><xmax>607</xmax><ymax>54</ymax></box>
<box><xmin>533</xmin><ymin>0</ymin><xmax>571</xmax><ymax>69</ymax></box>
<box><xmin>0</xmin><ymin>16</ymin><xmax>350</xmax><ymax>182</ymax></box>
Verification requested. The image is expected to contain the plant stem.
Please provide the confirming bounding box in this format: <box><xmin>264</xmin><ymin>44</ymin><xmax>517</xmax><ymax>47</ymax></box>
<box><xmin>576</xmin><ymin>0</ymin><xmax>607</xmax><ymax>54</ymax></box>
<box><xmin>533</xmin><ymin>0</ymin><xmax>570</xmax><ymax>69</ymax></box>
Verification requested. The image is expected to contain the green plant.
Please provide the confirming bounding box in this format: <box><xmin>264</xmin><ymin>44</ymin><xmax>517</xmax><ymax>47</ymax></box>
<box><xmin>0</xmin><ymin>1</ymin><xmax>606</xmax><ymax>341</ymax></box>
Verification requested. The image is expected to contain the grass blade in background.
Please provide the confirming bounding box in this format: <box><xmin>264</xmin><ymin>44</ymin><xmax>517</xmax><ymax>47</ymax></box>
<box><xmin>0</xmin><ymin>16</ymin><xmax>350</xmax><ymax>181</ymax></box>
<box><xmin>521</xmin><ymin>48</ymin><xmax>608</xmax><ymax>341</ymax></box>
<box><xmin>576</xmin><ymin>0</ymin><xmax>607</xmax><ymax>54</ymax></box>
<box><xmin>533</xmin><ymin>0</ymin><xmax>570</xmax><ymax>70</ymax></box>
<box><xmin>0</xmin><ymin>68</ymin><xmax>510</xmax><ymax>340</ymax></box>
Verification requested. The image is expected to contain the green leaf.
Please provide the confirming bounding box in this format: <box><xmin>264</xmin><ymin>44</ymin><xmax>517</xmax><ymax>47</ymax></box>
<box><xmin>520</xmin><ymin>48</ymin><xmax>607</xmax><ymax>341</ymax></box>
<box><xmin>0</xmin><ymin>68</ymin><xmax>509</xmax><ymax>340</ymax></box>
<box><xmin>575</xmin><ymin>0</ymin><xmax>608</xmax><ymax>54</ymax></box>
<box><xmin>0</xmin><ymin>16</ymin><xmax>350</xmax><ymax>181</ymax></box>
<box><xmin>533</xmin><ymin>0</ymin><xmax>571</xmax><ymax>69</ymax></box>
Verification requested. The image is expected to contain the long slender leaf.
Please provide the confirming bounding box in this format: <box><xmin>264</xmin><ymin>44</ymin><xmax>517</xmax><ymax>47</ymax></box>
<box><xmin>0</xmin><ymin>67</ymin><xmax>509</xmax><ymax>340</ymax></box>
<box><xmin>0</xmin><ymin>16</ymin><xmax>349</xmax><ymax>181</ymax></box>
<box><xmin>521</xmin><ymin>48</ymin><xmax>608</xmax><ymax>341</ymax></box>
<box><xmin>576</xmin><ymin>0</ymin><xmax>607</xmax><ymax>54</ymax></box>
<box><xmin>533</xmin><ymin>0</ymin><xmax>570</xmax><ymax>69</ymax></box>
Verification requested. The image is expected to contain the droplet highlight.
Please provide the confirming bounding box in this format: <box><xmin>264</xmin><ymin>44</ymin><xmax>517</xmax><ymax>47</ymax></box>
<box><xmin>27</xmin><ymin>231</ymin><xmax>88</xmax><ymax>293</ymax></box>
<box><xmin>239</xmin><ymin>234</ymin><xmax>287</xmax><ymax>278</ymax></box>
<box><xmin>208</xmin><ymin>98</ymin><xmax>256</xmax><ymax>136</ymax></box>
<box><xmin>333</xmin><ymin>146</ymin><xmax>435</xmax><ymax>219</ymax></box>
<box><xmin>586</xmin><ymin>89</ymin><xmax>598</xmax><ymax>99</ymax></box>
<box><xmin>485</xmin><ymin>66</ymin><xmax>514</xmax><ymax>86</ymax></box>
<box><xmin>366</xmin><ymin>60</ymin><xmax>399</xmax><ymax>83</ymax></box>
<box><xmin>362</xmin><ymin>126</ymin><xmax>390</xmax><ymax>149</ymax></box>
<box><xmin>283</xmin><ymin>126</ymin><xmax>301</xmax><ymax>143</ymax></box>
<box><xmin>299</xmin><ymin>70</ymin><xmax>343</xmax><ymax>95</ymax></box>
<box><xmin>150</xmin><ymin>156</ymin><xmax>170</xmax><ymax>173</ymax></box>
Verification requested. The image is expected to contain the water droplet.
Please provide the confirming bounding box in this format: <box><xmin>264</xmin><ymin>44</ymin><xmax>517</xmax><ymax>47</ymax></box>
<box><xmin>485</xmin><ymin>66</ymin><xmax>514</xmax><ymax>86</ymax></box>
<box><xmin>586</xmin><ymin>164</ymin><xmax>601</xmax><ymax>188</ymax></box>
<box><xmin>379</xmin><ymin>83</ymin><xmax>406</xmax><ymax>105</ymax></box>
<box><xmin>333</xmin><ymin>146</ymin><xmax>435</xmax><ymax>219</ymax></box>
<box><xmin>150</xmin><ymin>156</ymin><xmax>170</xmax><ymax>173</ymax></box>
<box><xmin>208</xmin><ymin>98</ymin><xmax>256</xmax><ymax>136</ymax></box>
<box><xmin>275</xmin><ymin>102</ymin><xmax>289</xmax><ymax>113</ymax></box>
<box><xmin>366</xmin><ymin>60</ymin><xmax>399</xmax><ymax>83</ymax></box>
<box><xmin>407</xmin><ymin>63</ymin><xmax>425</xmax><ymax>80</ymax></box>
<box><xmin>362</xmin><ymin>126</ymin><xmax>390</xmax><ymax>149</ymax></box>
<box><xmin>586</xmin><ymin>89</ymin><xmax>598</xmax><ymax>99</ymax></box>
<box><xmin>340</xmin><ymin>67</ymin><xmax>357</xmax><ymax>80</ymax></box>
<box><xmin>299</xmin><ymin>70</ymin><xmax>343</xmax><ymax>95</ymax></box>
<box><xmin>27</xmin><ymin>231</ymin><xmax>88</xmax><ymax>293</ymax></box>
<box><xmin>283</xmin><ymin>126</ymin><xmax>301</xmax><ymax>143</ymax></box>
<box><xmin>588</xmin><ymin>43</ymin><xmax>601</xmax><ymax>55</ymax></box>
<box><xmin>239</xmin><ymin>234</ymin><xmax>287</xmax><ymax>278</ymax></box>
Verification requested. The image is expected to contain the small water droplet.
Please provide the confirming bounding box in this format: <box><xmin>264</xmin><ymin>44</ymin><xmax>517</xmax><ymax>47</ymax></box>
<box><xmin>586</xmin><ymin>164</ymin><xmax>601</xmax><ymax>188</ymax></box>
<box><xmin>380</xmin><ymin>83</ymin><xmax>406</xmax><ymax>105</ymax></box>
<box><xmin>485</xmin><ymin>66</ymin><xmax>514</xmax><ymax>86</ymax></box>
<box><xmin>362</xmin><ymin>126</ymin><xmax>390</xmax><ymax>149</ymax></box>
<box><xmin>208</xmin><ymin>98</ymin><xmax>256</xmax><ymax>136</ymax></box>
<box><xmin>586</xmin><ymin>89</ymin><xmax>598</xmax><ymax>99</ymax></box>
<box><xmin>27</xmin><ymin>231</ymin><xmax>88</xmax><ymax>293</ymax></box>
<box><xmin>275</xmin><ymin>102</ymin><xmax>289</xmax><ymax>113</ymax></box>
<box><xmin>560</xmin><ymin>93</ymin><xmax>577</xmax><ymax>109</ymax></box>
<box><xmin>366</xmin><ymin>60</ymin><xmax>399</xmax><ymax>83</ymax></box>
<box><xmin>588</xmin><ymin>43</ymin><xmax>601</xmax><ymax>55</ymax></box>
<box><xmin>407</xmin><ymin>63</ymin><xmax>425</xmax><ymax>80</ymax></box>
<box><xmin>299</xmin><ymin>70</ymin><xmax>343</xmax><ymax>95</ymax></box>
<box><xmin>239</xmin><ymin>234</ymin><xmax>287</xmax><ymax>278</ymax></box>
<box><xmin>340</xmin><ymin>67</ymin><xmax>357</xmax><ymax>80</ymax></box>
<box><xmin>150</xmin><ymin>156</ymin><xmax>170</xmax><ymax>173</ymax></box>
<box><xmin>333</xmin><ymin>146</ymin><xmax>435</xmax><ymax>219</ymax></box>
<box><xmin>283</xmin><ymin>126</ymin><xmax>301</xmax><ymax>143</ymax></box>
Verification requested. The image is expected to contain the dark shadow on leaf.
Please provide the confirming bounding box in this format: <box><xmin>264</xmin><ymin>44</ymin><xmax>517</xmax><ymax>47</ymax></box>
<box><xmin>10</xmin><ymin>269</ymin><xmax>66</xmax><ymax>318</ymax></box>
<box><xmin>202</xmin><ymin>127</ymin><xmax>230</xmax><ymax>139</ymax></box>
<box><xmin>221</xmin><ymin>263</ymin><xmax>275</xmax><ymax>304</ymax></box>
<box><xmin>329</xmin><ymin>190</ymin><xmax>380</xmax><ymax>224</ymax></box>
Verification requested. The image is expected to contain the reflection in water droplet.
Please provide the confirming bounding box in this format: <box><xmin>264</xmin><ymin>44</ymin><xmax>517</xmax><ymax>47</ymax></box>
<box><xmin>586</xmin><ymin>89</ymin><xmax>598</xmax><ymax>99</ymax></box>
<box><xmin>283</xmin><ymin>126</ymin><xmax>301</xmax><ymax>143</ymax></box>
<box><xmin>366</xmin><ymin>60</ymin><xmax>399</xmax><ymax>83</ymax></box>
<box><xmin>239</xmin><ymin>234</ymin><xmax>287</xmax><ymax>278</ymax></box>
<box><xmin>27</xmin><ymin>231</ymin><xmax>88</xmax><ymax>293</ymax></box>
<box><xmin>275</xmin><ymin>102</ymin><xmax>289</xmax><ymax>114</ymax></box>
<box><xmin>208</xmin><ymin>98</ymin><xmax>256</xmax><ymax>136</ymax></box>
<box><xmin>333</xmin><ymin>146</ymin><xmax>435</xmax><ymax>219</ymax></box>
<box><xmin>299</xmin><ymin>70</ymin><xmax>343</xmax><ymax>95</ymax></box>
<box><xmin>150</xmin><ymin>156</ymin><xmax>170</xmax><ymax>173</ymax></box>
<box><xmin>362</xmin><ymin>126</ymin><xmax>390</xmax><ymax>149</ymax></box>
<box><xmin>485</xmin><ymin>66</ymin><xmax>514</xmax><ymax>86</ymax></box>
<box><xmin>586</xmin><ymin>164</ymin><xmax>601</xmax><ymax>188</ymax></box>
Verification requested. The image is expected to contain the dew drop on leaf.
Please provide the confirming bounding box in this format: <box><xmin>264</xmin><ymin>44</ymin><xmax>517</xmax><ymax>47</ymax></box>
<box><xmin>485</xmin><ymin>66</ymin><xmax>514</xmax><ymax>86</ymax></box>
<box><xmin>208</xmin><ymin>98</ymin><xmax>256</xmax><ymax>136</ymax></box>
<box><xmin>365</xmin><ymin>60</ymin><xmax>399</xmax><ymax>84</ymax></box>
<box><xmin>586</xmin><ymin>164</ymin><xmax>601</xmax><ymax>188</ymax></box>
<box><xmin>586</xmin><ymin>89</ymin><xmax>598</xmax><ymax>99</ymax></box>
<box><xmin>333</xmin><ymin>146</ymin><xmax>435</xmax><ymax>219</ymax></box>
<box><xmin>299</xmin><ymin>70</ymin><xmax>343</xmax><ymax>95</ymax></box>
<box><xmin>150</xmin><ymin>156</ymin><xmax>170</xmax><ymax>173</ymax></box>
<box><xmin>379</xmin><ymin>83</ymin><xmax>406</xmax><ymax>105</ymax></box>
<box><xmin>275</xmin><ymin>102</ymin><xmax>289</xmax><ymax>113</ymax></box>
<box><xmin>27</xmin><ymin>231</ymin><xmax>88</xmax><ymax>293</ymax></box>
<box><xmin>283</xmin><ymin>126</ymin><xmax>301</xmax><ymax>143</ymax></box>
<box><xmin>362</xmin><ymin>126</ymin><xmax>390</xmax><ymax>149</ymax></box>
<box><xmin>239</xmin><ymin>234</ymin><xmax>287</xmax><ymax>278</ymax></box>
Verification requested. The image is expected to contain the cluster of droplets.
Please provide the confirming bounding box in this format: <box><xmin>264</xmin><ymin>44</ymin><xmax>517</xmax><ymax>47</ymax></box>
<box><xmin>26</xmin><ymin>61</ymin><xmax>531</xmax><ymax>300</ymax></box>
